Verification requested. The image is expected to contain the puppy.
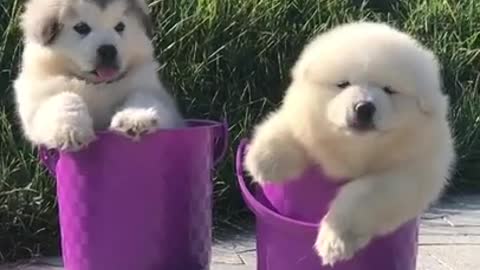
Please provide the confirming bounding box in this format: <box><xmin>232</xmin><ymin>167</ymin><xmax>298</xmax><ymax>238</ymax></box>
<box><xmin>245</xmin><ymin>22</ymin><xmax>455</xmax><ymax>266</ymax></box>
<box><xmin>14</xmin><ymin>0</ymin><xmax>184</xmax><ymax>151</ymax></box>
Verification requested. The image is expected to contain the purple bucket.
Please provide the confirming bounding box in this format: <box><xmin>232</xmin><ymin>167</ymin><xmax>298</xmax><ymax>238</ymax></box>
<box><xmin>236</xmin><ymin>139</ymin><xmax>419</xmax><ymax>270</ymax></box>
<box><xmin>39</xmin><ymin>119</ymin><xmax>228</xmax><ymax>270</ymax></box>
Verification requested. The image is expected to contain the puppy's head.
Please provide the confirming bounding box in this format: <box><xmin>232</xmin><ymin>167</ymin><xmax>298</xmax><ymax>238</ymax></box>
<box><xmin>289</xmin><ymin>22</ymin><xmax>447</xmax><ymax>138</ymax></box>
<box><xmin>20</xmin><ymin>0</ymin><xmax>154</xmax><ymax>83</ymax></box>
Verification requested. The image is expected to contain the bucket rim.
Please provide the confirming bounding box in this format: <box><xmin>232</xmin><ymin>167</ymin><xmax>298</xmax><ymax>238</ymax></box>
<box><xmin>94</xmin><ymin>118</ymin><xmax>225</xmax><ymax>135</ymax></box>
<box><xmin>236</xmin><ymin>139</ymin><xmax>320</xmax><ymax>232</ymax></box>
<box><xmin>236</xmin><ymin>139</ymin><xmax>422</xmax><ymax>234</ymax></box>
<box><xmin>39</xmin><ymin>118</ymin><xmax>228</xmax><ymax>175</ymax></box>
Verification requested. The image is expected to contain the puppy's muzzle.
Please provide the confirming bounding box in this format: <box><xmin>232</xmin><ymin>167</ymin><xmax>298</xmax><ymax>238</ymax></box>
<box><xmin>350</xmin><ymin>101</ymin><xmax>376</xmax><ymax>131</ymax></box>
<box><xmin>97</xmin><ymin>44</ymin><xmax>118</xmax><ymax>67</ymax></box>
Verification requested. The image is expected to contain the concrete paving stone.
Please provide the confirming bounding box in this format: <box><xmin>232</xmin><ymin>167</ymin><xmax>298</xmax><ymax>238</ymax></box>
<box><xmin>417</xmin><ymin>247</ymin><xmax>453</xmax><ymax>270</ymax></box>
<box><xmin>35</xmin><ymin>258</ymin><xmax>62</xmax><ymax>267</ymax></box>
<box><xmin>230</xmin><ymin>234</ymin><xmax>257</xmax><ymax>253</ymax></box>
<box><xmin>1</xmin><ymin>195</ymin><xmax>479</xmax><ymax>270</ymax></box>
<box><xmin>237</xmin><ymin>251</ymin><xmax>257</xmax><ymax>266</ymax></box>
<box><xmin>211</xmin><ymin>265</ymin><xmax>249</xmax><ymax>270</ymax></box>
<box><xmin>211</xmin><ymin>246</ymin><xmax>244</xmax><ymax>265</ymax></box>
<box><xmin>420</xmin><ymin>245</ymin><xmax>480</xmax><ymax>270</ymax></box>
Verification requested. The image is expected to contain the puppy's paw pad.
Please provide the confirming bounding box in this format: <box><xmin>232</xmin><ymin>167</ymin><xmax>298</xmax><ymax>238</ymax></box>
<box><xmin>315</xmin><ymin>222</ymin><xmax>369</xmax><ymax>266</ymax></box>
<box><xmin>245</xmin><ymin>144</ymin><xmax>304</xmax><ymax>183</ymax></box>
<box><xmin>49</xmin><ymin>122</ymin><xmax>95</xmax><ymax>151</ymax></box>
<box><xmin>110</xmin><ymin>109</ymin><xmax>161</xmax><ymax>139</ymax></box>
<box><xmin>244</xmin><ymin>146</ymin><xmax>274</xmax><ymax>184</ymax></box>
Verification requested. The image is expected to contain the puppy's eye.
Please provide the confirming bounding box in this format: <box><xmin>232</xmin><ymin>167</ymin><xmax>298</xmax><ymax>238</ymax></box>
<box><xmin>383</xmin><ymin>86</ymin><xmax>396</xmax><ymax>95</ymax></box>
<box><xmin>114</xmin><ymin>22</ymin><xmax>125</xmax><ymax>33</ymax></box>
<box><xmin>73</xmin><ymin>22</ymin><xmax>91</xmax><ymax>35</ymax></box>
<box><xmin>336</xmin><ymin>81</ymin><xmax>351</xmax><ymax>89</ymax></box>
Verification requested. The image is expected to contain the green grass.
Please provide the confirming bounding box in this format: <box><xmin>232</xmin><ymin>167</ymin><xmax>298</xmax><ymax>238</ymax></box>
<box><xmin>1</xmin><ymin>0</ymin><xmax>480</xmax><ymax>262</ymax></box>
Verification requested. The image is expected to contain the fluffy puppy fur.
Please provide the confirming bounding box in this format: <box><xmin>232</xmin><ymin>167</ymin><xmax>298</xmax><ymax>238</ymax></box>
<box><xmin>245</xmin><ymin>22</ymin><xmax>455</xmax><ymax>266</ymax></box>
<box><xmin>14</xmin><ymin>0</ymin><xmax>184</xmax><ymax>151</ymax></box>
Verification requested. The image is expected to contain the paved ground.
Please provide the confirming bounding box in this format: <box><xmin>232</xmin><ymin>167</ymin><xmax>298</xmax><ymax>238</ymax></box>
<box><xmin>1</xmin><ymin>195</ymin><xmax>479</xmax><ymax>270</ymax></box>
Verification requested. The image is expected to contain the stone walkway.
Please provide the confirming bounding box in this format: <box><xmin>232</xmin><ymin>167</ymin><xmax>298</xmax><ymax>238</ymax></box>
<box><xmin>1</xmin><ymin>195</ymin><xmax>479</xmax><ymax>270</ymax></box>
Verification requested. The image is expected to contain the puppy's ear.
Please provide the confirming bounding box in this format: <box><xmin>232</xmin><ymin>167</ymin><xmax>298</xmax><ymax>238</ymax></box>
<box><xmin>129</xmin><ymin>0</ymin><xmax>154</xmax><ymax>39</ymax></box>
<box><xmin>139</xmin><ymin>11</ymin><xmax>154</xmax><ymax>39</ymax></box>
<box><xmin>417</xmin><ymin>88</ymin><xmax>449</xmax><ymax>117</ymax></box>
<box><xmin>38</xmin><ymin>17</ymin><xmax>62</xmax><ymax>45</ymax></box>
<box><xmin>416</xmin><ymin>52</ymin><xmax>446</xmax><ymax>115</ymax></box>
<box><xmin>417</xmin><ymin>91</ymin><xmax>434</xmax><ymax>114</ymax></box>
<box><xmin>291</xmin><ymin>54</ymin><xmax>311</xmax><ymax>82</ymax></box>
<box><xmin>20</xmin><ymin>0</ymin><xmax>63</xmax><ymax>45</ymax></box>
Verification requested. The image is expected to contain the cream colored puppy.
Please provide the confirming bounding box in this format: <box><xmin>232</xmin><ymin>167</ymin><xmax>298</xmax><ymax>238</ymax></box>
<box><xmin>245</xmin><ymin>22</ymin><xmax>455</xmax><ymax>266</ymax></box>
<box><xmin>14</xmin><ymin>0</ymin><xmax>183</xmax><ymax>151</ymax></box>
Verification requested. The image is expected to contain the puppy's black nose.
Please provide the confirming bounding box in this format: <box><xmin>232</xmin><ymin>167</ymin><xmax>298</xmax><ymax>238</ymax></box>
<box><xmin>353</xmin><ymin>101</ymin><xmax>376</xmax><ymax>128</ymax></box>
<box><xmin>97</xmin><ymin>44</ymin><xmax>117</xmax><ymax>63</ymax></box>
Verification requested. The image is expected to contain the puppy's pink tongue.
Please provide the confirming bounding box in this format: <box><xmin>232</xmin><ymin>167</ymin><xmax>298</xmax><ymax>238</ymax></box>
<box><xmin>95</xmin><ymin>67</ymin><xmax>118</xmax><ymax>82</ymax></box>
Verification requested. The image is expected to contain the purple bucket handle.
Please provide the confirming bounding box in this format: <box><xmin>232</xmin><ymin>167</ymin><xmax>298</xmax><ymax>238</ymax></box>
<box><xmin>39</xmin><ymin>146</ymin><xmax>59</xmax><ymax>176</ymax></box>
<box><xmin>235</xmin><ymin>139</ymin><xmax>320</xmax><ymax>232</ymax></box>
<box><xmin>212</xmin><ymin>118</ymin><xmax>229</xmax><ymax>166</ymax></box>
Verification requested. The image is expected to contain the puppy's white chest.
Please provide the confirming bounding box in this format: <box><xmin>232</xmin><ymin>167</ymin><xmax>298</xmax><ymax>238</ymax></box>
<box><xmin>80</xmin><ymin>82</ymin><xmax>131</xmax><ymax>129</ymax></box>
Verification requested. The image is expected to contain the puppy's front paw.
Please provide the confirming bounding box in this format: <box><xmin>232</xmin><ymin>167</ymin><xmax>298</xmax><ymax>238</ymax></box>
<box><xmin>245</xmin><ymin>140</ymin><xmax>306</xmax><ymax>184</ymax></box>
<box><xmin>47</xmin><ymin>115</ymin><xmax>95</xmax><ymax>151</ymax></box>
<box><xmin>245</xmin><ymin>147</ymin><xmax>290</xmax><ymax>184</ymax></box>
<box><xmin>315</xmin><ymin>219</ymin><xmax>370</xmax><ymax>266</ymax></box>
<box><xmin>110</xmin><ymin>108</ymin><xmax>160</xmax><ymax>140</ymax></box>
